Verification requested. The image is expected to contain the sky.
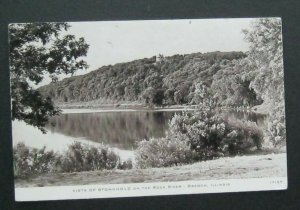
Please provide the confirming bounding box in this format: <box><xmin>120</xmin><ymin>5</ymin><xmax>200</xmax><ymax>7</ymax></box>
<box><xmin>38</xmin><ymin>18</ymin><xmax>254</xmax><ymax>86</ymax></box>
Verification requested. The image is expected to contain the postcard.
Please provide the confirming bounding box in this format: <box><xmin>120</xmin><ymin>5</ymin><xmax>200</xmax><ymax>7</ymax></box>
<box><xmin>10</xmin><ymin>18</ymin><xmax>287</xmax><ymax>201</ymax></box>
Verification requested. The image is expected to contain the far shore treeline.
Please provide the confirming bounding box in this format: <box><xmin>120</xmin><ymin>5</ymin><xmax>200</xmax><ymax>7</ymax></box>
<box><xmin>38</xmin><ymin>51</ymin><xmax>259</xmax><ymax>108</ymax></box>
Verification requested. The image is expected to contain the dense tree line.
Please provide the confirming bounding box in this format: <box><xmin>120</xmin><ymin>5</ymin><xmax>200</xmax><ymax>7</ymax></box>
<box><xmin>38</xmin><ymin>51</ymin><xmax>261</xmax><ymax>107</ymax></box>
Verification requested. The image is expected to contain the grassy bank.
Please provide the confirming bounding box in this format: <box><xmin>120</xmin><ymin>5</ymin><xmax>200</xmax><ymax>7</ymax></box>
<box><xmin>15</xmin><ymin>153</ymin><xmax>286</xmax><ymax>188</ymax></box>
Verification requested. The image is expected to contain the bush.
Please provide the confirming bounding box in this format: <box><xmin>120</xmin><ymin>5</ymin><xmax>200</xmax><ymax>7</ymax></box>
<box><xmin>13</xmin><ymin>142</ymin><xmax>122</xmax><ymax>176</ymax></box>
<box><xmin>56</xmin><ymin>142</ymin><xmax>119</xmax><ymax>173</ymax></box>
<box><xmin>135</xmin><ymin>110</ymin><xmax>265</xmax><ymax>168</ymax></box>
<box><xmin>135</xmin><ymin>136</ymin><xmax>196</xmax><ymax>168</ymax></box>
<box><xmin>13</xmin><ymin>143</ymin><xmax>57</xmax><ymax>177</ymax></box>
<box><xmin>178</xmin><ymin>112</ymin><xmax>229</xmax><ymax>160</ymax></box>
<box><xmin>175</xmin><ymin>111</ymin><xmax>263</xmax><ymax>156</ymax></box>
<box><xmin>165</xmin><ymin>111</ymin><xmax>226</xmax><ymax>159</ymax></box>
<box><xmin>265</xmin><ymin>114</ymin><xmax>286</xmax><ymax>148</ymax></box>
<box><xmin>117</xmin><ymin>159</ymin><xmax>133</xmax><ymax>170</ymax></box>
<box><xmin>225</xmin><ymin>119</ymin><xmax>264</xmax><ymax>154</ymax></box>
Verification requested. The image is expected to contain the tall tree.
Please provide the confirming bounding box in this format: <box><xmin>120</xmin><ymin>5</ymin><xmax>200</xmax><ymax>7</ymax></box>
<box><xmin>9</xmin><ymin>23</ymin><xmax>89</xmax><ymax>132</ymax></box>
<box><xmin>243</xmin><ymin>18</ymin><xmax>285</xmax><ymax>146</ymax></box>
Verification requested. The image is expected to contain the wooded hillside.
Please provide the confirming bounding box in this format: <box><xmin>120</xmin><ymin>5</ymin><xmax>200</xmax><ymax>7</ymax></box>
<box><xmin>38</xmin><ymin>51</ymin><xmax>261</xmax><ymax>107</ymax></box>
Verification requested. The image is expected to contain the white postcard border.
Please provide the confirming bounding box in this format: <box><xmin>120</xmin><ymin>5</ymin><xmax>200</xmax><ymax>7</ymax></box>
<box><xmin>15</xmin><ymin>176</ymin><xmax>287</xmax><ymax>201</ymax></box>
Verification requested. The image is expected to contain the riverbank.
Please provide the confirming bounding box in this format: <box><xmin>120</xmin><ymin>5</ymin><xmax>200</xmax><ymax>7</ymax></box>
<box><xmin>59</xmin><ymin>103</ymin><xmax>199</xmax><ymax>112</ymax></box>
<box><xmin>56</xmin><ymin>99</ymin><xmax>267</xmax><ymax>112</ymax></box>
<box><xmin>61</xmin><ymin>107</ymin><xmax>197</xmax><ymax>114</ymax></box>
<box><xmin>15</xmin><ymin>153</ymin><xmax>287</xmax><ymax>188</ymax></box>
<box><xmin>57</xmin><ymin>101</ymin><xmax>192</xmax><ymax>110</ymax></box>
<box><xmin>60</xmin><ymin>104</ymin><xmax>265</xmax><ymax>114</ymax></box>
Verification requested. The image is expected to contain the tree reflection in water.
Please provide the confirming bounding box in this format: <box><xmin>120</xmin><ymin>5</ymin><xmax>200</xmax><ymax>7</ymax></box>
<box><xmin>45</xmin><ymin>110</ymin><xmax>267</xmax><ymax>150</ymax></box>
<box><xmin>46</xmin><ymin>111</ymin><xmax>176</xmax><ymax>150</ymax></box>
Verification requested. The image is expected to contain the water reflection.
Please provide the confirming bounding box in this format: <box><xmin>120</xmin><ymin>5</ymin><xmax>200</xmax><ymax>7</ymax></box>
<box><xmin>46</xmin><ymin>111</ymin><xmax>176</xmax><ymax>149</ymax></box>
<box><xmin>220</xmin><ymin>110</ymin><xmax>267</xmax><ymax>128</ymax></box>
<box><xmin>45</xmin><ymin>110</ymin><xmax>267</xmax><ymax>150</ymax></box>
<box><xmin>13</xmin><ymin>109</ymin><xmax>268</xmax><ymax>154</ymax></box>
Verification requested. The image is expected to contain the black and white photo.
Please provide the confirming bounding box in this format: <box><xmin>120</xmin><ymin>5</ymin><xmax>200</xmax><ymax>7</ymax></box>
<box><xmin>10</xmin><ymin>18</ymin><xmax>287</xmax><ymax>201</ymax></box>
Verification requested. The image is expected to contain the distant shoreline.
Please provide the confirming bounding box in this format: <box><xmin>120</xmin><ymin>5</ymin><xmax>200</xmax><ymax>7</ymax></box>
<box><xmin>58</xmin><ymin>103</ymin><xmax>196</xmax><ymax>110</ymax></box>
<box><xmin>59</xmin><ymin>103</ymin><xmax>267</xmax><ymax>114</ymax></box>
<box><xmin>61</xmin><ymin>106</ymin><xmax>198</xmax><ymax>114</ymax></box>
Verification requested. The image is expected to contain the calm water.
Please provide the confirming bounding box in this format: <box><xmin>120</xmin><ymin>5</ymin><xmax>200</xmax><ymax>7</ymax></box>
<box><xmin>12</xmin><ymin>109</ymin><xmax>266</xmax><ymax>153</ymax></box>
<box><xmin>46</xmin><ymin>111</ymin><xmax>176</xmax><ymax>150</ymax></box>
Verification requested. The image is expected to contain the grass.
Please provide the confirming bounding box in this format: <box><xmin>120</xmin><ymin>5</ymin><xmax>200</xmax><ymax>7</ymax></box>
<box><xmin>15</xmin><ymin>153</ymin><xmax>287</xmax><ymax>188</ymax></box>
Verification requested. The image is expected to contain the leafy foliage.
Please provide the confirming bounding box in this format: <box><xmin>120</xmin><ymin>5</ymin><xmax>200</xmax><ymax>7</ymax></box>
<box><xmin>9</xmin><ymin>23</ymin><xmax>89</xmax><ymax>132</ymax></box>
<box><xmin>135</xmin><ymin>136</ymin><xmax>196</xmax><ymax>169</ymax></box>
<box><xmin>135</xmin><ymin>111</ymin><xmax>263</xmax><ymax>168</ymax></box>
<box><xmin>243</xmin><ymin>18</ymin><xmax>286</xmax><ymax>146</ymax></box>
<box><xmin>169</xmin><ymin>112</ymin><xmax>263</xmax><ymax>157</ymax></box>
<box><xmin>13</xmin><ymin>142</ymin><xmax>57</xmax><ymax>177</ymax></box>
<box><xmin>56</xmin><ymin>142</ymin><xmax>119</xmax><ymax>172</ymax></box>
<box><xmin>225</xmin><ymin>119</ymin><xmax>264</xmax><ymax>153</ymax></box>
<box><xmin>13</xmin><ymin>142</ymin><xmax>127</xmax><ymax>177</ymax></box>
<box><xmin>38</xmin><ymin>52</ymin><xmax>249</xmax><ymax>106</ymax></box>
<box><xmin>211</xmin><ymin>59</ymin><xmax>262</xmax><ymax>107</ymax></box>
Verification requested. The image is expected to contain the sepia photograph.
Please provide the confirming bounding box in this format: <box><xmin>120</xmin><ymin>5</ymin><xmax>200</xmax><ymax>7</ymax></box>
<box><xmin>10</xmin><ymin>18</ymin><xmax>287</xmax><ymax>201</ymax></box>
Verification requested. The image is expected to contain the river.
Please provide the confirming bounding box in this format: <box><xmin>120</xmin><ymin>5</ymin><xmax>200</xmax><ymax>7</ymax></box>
<box><xmin>12</xmin><ymin>109</ymin><xmax>266</xmax><ymax>160</ymax></box>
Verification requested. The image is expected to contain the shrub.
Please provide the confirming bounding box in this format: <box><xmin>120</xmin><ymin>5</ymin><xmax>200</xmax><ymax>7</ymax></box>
<box><xmin>13</xmin><ymin>143</ymin><xmax>57</xmax><ymax>177</ymax></box>
<box><xmin>135</xmin><ymin>136</ymin><xmax>196</xmax><ymax>168</ymax></box>
<box><xmin>134</xmin><ymin>108</ymin><xmax>265</xmax><ymax>169</ymax></box>
<box><xmin>136</xmin><ymin>80</ymin><xmax>264</xmax><ymax>168</ymax></box>
<box><xmin>117</xmin><ymin>159</ymin><xmax>133</xmax><ymax>170</ymax></box>
<box><xmin>225</xmin><ymin>119</ymin><xmax>264</xmax><ymax>154</ymax></box>
<box><xmin>165</xmin><ymin>111</ymin><xmax>228</xmax><ymax>160</ymax></box>
<box><xmin>13</xmin><ymin>142</ymin><xmax>122</xmax><ymax>176</ymax></box>
<box><xmin>184</xmin><ymin>114</ymin><xmax>228</xmax><ymax>160</ymax></box>
<box><xmin>265</xmin><ymin>114</ymin><xmax>286</xmax><ymax>148</ymax></box>
<box><xmin>56</xmin><ymin>142</ymin><xmax>119</xmax><ymax>172</ymax></box>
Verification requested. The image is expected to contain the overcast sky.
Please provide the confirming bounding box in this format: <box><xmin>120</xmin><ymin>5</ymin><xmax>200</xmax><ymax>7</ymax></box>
<box><xmin>39</xmin><ymin>18</ymin><xmax>255</xmax><ymax>86</ymax></box>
